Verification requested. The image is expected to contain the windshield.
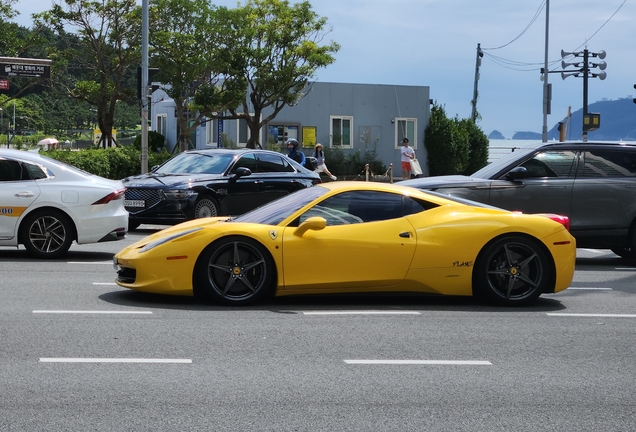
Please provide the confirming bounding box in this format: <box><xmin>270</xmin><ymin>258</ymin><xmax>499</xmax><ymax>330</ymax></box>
<box><xmin>156</xmin><ymin>152</ymin><xmax>235</xmax><ymax>175</ymax></box>
<box><xmin>232</xmin><ymin>186</ymin><xmax>328</xmax><ymax>225</ymax></box>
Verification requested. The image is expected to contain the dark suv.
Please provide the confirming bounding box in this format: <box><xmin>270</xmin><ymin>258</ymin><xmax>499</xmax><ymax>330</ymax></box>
<box><xmin>122</xmin><ymin>148</ymin><xmax>321</xmax><ymax>229</ymax></box>
<box><xmin>401</xmin><ymin>141</ymin><xmax>636</xmax><ymax>258</ymax></box>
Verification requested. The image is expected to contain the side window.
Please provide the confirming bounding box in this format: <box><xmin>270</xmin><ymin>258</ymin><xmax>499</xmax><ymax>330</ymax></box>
<box><xmin>517</xmin><ymin>150</ymin><xmax>577</xmax><ymax>178</ymax></box>
<box><xmin>403</xmin><ymin>196</ymin><xmax>435</xmax><ymax>215</ymax></box>
<box><xmin>581</xmin><ymin>150</ymin><xmax>636</xmax><ymax>178</ymax></box>
<box><xmin>256</xmin><ymin>153</ymin><xmax>294</xmax><ymax>173</ymax></box>
<box><xmin>0</xmin><ymin>160</ymin><xmax>23</xmax><ymax>181</ymax></box>
<box><xmin>299</xmin><ymin>191</ymin><xmax>405</xmax><ymax>226</ymax></box>
<box><xmin>231</xmin><ymin>154</ymin><xmax>258</xmax><ymax>173</ymax></box>
<box><xmin>24</xmin><ymin>162</ymin><xmax>48</xmax><ymax>180</ymax></box>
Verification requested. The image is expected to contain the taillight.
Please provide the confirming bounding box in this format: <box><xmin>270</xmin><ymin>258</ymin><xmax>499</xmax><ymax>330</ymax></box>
<box><xmin>92</xmin><ymin>188</ymin><xmax>126</xmax><ymax>205</ymax></box>
<box><xmin>543</xmin><ymin>213</ymin><xmax>570</xmax><ymax>231</ymax></box>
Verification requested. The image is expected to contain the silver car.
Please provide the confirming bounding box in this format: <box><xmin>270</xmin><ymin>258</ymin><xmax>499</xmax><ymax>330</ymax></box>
<box><xmin>401</xmin><ymin>141</ymin><xmax>636</xmax><ymax>258</ymax></box>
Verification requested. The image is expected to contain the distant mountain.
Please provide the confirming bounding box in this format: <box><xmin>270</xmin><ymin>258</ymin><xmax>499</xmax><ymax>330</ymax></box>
<box><xmin>512</xmin><ymin>131</ymin><xmax>542</xmax><ymax>140</ymax></box>
<box><xmin>489</xmin><ymin>97</ymin><xmax>636</xmax><ymax>141</ymax></box>
<box><xmin>550</xmin><ymin>98</ymin><xmax>636</xmax><ymax>141</ymax></box>
<box><xmin>488</xmin><ymin>130</ymin><xmax>505</xmax><ymax>140</ymax></box>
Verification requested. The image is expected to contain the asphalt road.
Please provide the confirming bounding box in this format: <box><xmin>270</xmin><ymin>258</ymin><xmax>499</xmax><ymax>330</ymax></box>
<box><xmin>1</xmin><ymin>228</ymin><xmax>635</xmax><ymax>431</ymax></box>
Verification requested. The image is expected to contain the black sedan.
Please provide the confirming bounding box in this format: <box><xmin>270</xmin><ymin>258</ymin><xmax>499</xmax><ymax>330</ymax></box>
<box><xmin>123</xmin><ymin>149</ymin><xmax>321</xmax><ymax>229</ymax></box>
<box><xmin>401</xmin><ymin>141</ymin><xmax>636</xmax><ymax>258</ymax></box>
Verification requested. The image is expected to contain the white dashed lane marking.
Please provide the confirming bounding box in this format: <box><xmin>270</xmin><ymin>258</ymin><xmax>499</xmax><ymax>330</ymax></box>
<box><xmin>345</xmin><ymin>360</ymin><xmax>492</xmax><ymax>365</ymax></box>
<box><xmin>33</xmin><ymin>310</ymin><xmax>152</xmax><ymax>314</ymax></box>
<box><xmin>547</xmin><ymin>313</ymin><xmax>636</xmax><ymax>318</ymax></box>
<box><xmin>40</xmin><ymin>358</ymin><xmax>191</xmax><ymax>363</ymax></box>
<box><xmin>303</xmin><ymin>311</ymin><xmax>420</xmax><ymax>315</ymax></box>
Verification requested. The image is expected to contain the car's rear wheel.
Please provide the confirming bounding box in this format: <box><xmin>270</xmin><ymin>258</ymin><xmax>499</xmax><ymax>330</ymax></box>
<box><xmin>20</xmin><ymin>209</ymin><xmax>74</xmax><ymax>259</ymax></box>
<box><xmin>195</xmin><ymin>236</ymin><xmax>275</xmax><ymax>305</ymax></box>
<box><xmin>611</xmin><ymin>225</ymin><xmax>636</xmax><ymax>258</ymax></box>
<box><xmin>474</xmin><ymin>235</ymin><xmax>551</xmax><ymax>306</ymax></box>
<box><xmin>194</xmin><ymin>196</ymin><xmax>219</xmax><ymax>219</ymax></box>
<box><xmin>611</xmin><ymin>247</ymin><xmax>636</xmax><ymax>259</ymax></box>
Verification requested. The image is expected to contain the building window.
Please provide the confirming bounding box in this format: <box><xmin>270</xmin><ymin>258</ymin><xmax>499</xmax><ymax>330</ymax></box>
<box><xmin>206</xmin><ymin>118</ymin><xmax>219</xmax><ymax>147</ymax></box>
<box><xmin>394</xmin><ymin>118</ymin><xmax>417</xmax><ymax>149</ymax></box>
<box><xmin>156</xmin><ymin>114</ymin><xmax>167</xmax><ymax>138</ymax></box>
<box><xmin>267</xmin><ymin>124</ymin><xmax>300</xmax><ymax>147</ymax></box>
<box><xmin>330</xmin><ymin>116</ymin><xmax>353</xmax><ymax>148</ymax></box>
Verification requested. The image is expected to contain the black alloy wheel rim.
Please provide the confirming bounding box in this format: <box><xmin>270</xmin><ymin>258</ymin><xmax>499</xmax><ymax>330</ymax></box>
<box><xmin>206</xmin><ymin>241</ymin><xmax>268</xmax><ymax>301</ymax></box>
<box><xmin>484</xmin><ymin>241</ymin><xmax>544</xmax><ymax>300</ymax></box>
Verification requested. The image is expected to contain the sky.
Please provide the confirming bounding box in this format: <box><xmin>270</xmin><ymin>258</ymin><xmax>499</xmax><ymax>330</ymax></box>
<box><xmin>10</xmin><ymin>0</ymin><xmax>636</xmax><ymax>138</ymax></box>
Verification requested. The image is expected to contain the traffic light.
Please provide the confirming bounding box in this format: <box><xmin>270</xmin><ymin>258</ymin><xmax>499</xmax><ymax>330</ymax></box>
<box><xmin>634</xmin><ymin>84</ymin><xmax>636</xmax><ymax>104</ymax></box>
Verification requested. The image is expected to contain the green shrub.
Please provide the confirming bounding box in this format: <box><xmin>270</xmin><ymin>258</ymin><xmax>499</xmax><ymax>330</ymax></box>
<box><xmin>45</xmin><ymin>146</ymin><xmax>173</xmax><ymax>179</ymax></box>
<box><xmin>322</xmin><ymin>145</ymin><xmax>387</xmax><ymax>179</ymax></box>
<box><xmin>458</xmin><ymin>118</ymin><xmax>489</xmax><ymax>175</ymax></box>
<box><xmin>131</xmin><ymin>130</ymin><xmax>165</xmax><ymax>152</ymax></box>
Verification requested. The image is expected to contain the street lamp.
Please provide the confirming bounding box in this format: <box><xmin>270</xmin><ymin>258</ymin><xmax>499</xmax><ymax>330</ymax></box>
<box><xmin>561</xmin><ymin>48</ymin><xmax>607</xmax><ymax>142</ymax></box>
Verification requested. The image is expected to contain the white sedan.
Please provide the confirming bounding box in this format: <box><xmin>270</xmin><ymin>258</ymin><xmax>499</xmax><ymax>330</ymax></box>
<box><xmin>0</xmin><ymin>149</ymin><xmax>128</xmax><ymax>258</ymax></box>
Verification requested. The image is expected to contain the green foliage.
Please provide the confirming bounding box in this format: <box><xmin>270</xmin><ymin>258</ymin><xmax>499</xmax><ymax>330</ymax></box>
<box><xmin>45</xmin><ymin>146</ymin><xmax>172</xmax><ymax>179</ymax></box>
<box><xmin>425</xmin><ymin>103</ymin><xmax>469</xmax><ymax>176</ymax></box>
<box><xmin>132</xmin><ymin>130</ymin><xmax>165</xmax><ymax>152</ymax></box>
<box><xmin>34</xmin><ymin>0</ymin><xmax>142</xmax><ymax>147</ymax></box>
<box><xmin>149</xmin><ymin>0</ymin><xmax>245</xmax><ymax>152</ymax></box>
<box><xmin>425</xmin><ymin>103</ymin><xmax>489</xmax><ymax>176</ymax></box>
<box><xmin>459</xmin><ymin>118</ymin><xmax>489</xmax><ymax>175</ymax></box>
<box><xmin>220</xmin><ymin>133</ymin><xmax>237</xmax><ymax>148</ymax></box>
<box><xmin>323</xmin><ymin>146</ymin><xmax>386</xmax><ymax>178</ymax></box>
<box><xmin>227</xmin><ymin>0</ymin><xmax>340</xmax><ymax>148</ymax></box>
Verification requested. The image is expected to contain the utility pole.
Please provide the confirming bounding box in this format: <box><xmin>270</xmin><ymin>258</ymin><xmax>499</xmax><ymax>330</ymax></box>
<box><xmin>470</xmin><ymin>43</ymin><xmax>483</xmax><ymax>122</ymax></box>
<box><xmin>140</xmin><ymin>0</ymin><xmax>149</xmax><ymax>174</ymax></box>
<box><xmin>561</xmin><ymin>48</ymin><xmax>606</xmax><ymax>142</ymax></box>
<box><xmin>541</xmin><ymin>0</ymin><xmax>550</xmax><ymax>143</ymax></box>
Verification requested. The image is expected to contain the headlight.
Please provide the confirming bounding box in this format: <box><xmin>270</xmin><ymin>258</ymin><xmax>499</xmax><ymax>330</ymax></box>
<box><xmin>139</xmin><ymin>228</ymin><xmax>203</xmax><ymax>253</ymax></box>
<box><xmin>162</xmin><ymin>189</ymin><xmax>196</xmax><ymax>199</ymax></box>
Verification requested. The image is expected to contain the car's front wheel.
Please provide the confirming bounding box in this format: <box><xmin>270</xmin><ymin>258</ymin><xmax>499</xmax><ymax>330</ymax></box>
<box><xmin>20</xmin><ymin>210</ymin><xmax>75</xmax><ymax>259</ymax></box>
<box><xmin>194</xmin><ymin>196</ymin><xmax>219</xmax><ymax>219</ymax></box>
<box><xmin>473</xmin><ymin>235</ymin><xmax>552</xmax><ymax>306</ymax></box>
<box><xmin>195</xmin><ymin>236</ymin><xmax>275</xmax><ymax>305</ymax></box>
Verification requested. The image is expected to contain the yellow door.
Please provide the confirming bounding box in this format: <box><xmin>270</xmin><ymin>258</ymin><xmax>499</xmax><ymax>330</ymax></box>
<box><xmin>281</xmin><ymin>218</ymin><xmax>416</xmax><ymax>290</ymax></box>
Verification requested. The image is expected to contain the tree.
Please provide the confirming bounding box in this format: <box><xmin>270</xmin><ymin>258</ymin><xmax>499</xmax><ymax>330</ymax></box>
<box><xmin>0</xmin><ymin>1</ymin><xmax>50</xmax><ymax>102</ymax></box>
<box><xmin>35</xmin><ymin>0</ymin><xmax>141</xmax><ymax>147</ymax></box>
<box><xmin>149</xmin><ymin>0</ymin><xmax>246</xmax><ymax>152</ymax></box>
<box><xmin>0</xmin><ymin>0</ymin><xmax>21</xmax><ymax>57</ymax></box>
<box><xmin>424</xmin><ymin>103</ymin><xmax>470</xmax><ymax>176</ymax></box>
<box><xmin>227</xmin><ymin>0</ymin><xmax>340</xmax><ymax>148</ymax></box>
<box><xmin>458</xmin><ymin>118</ymin><xmax>489</xmax><ymax>175</ymax></box>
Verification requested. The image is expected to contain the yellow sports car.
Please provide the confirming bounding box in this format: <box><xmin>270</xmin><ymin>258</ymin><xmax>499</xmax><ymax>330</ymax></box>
<box><xmin>113</xmin><ymin>182</ymin><xmax>576</xmax><ymax>306</ymax></box>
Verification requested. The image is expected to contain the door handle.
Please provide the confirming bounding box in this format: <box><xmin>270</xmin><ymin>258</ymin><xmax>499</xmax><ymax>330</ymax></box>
<box><xmin>15</xmin><ymin>192</ymin><xmax>35</xmax><ymax>198</ymax></box>
<box><xmin>399</xmin><ymin>232</ymin><xmax>410</xmax><ymax>238</ymax></box>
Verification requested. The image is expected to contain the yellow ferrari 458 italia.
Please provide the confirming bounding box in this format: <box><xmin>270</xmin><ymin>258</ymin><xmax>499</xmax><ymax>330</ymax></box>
<box><xmin>114</xmin><ymin>182</ymin><xmax>576</xmax><ymax>306</ymax></box>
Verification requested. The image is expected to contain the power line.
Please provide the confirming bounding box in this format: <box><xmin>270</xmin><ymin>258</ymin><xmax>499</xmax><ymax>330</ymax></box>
<box><xmin>482</xmin><ymin>1</ymin><xmax>546</xmax><ymax>51</ymax></box>
<box><xmin>482</xmin><ymin>0</ymin><xmax>627</xmax><ymax>72</ymax></box>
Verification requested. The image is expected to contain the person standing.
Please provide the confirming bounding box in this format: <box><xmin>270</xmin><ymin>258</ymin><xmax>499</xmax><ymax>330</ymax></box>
<box><xmin>400</xmin><ymin>138</ymin><xmax>415</xmax><ymax>179</ymax></box>
<box><xmin>313</xmin><ymin>143</ymin><xmax>337</xmax><ymax>181</ymax></box>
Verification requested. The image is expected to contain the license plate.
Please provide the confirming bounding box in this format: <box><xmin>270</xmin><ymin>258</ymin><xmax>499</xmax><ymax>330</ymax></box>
<box><xmin>124</xmin><ymin>199</ymin><xmax>145</xmax><ymax>208</ymax></box>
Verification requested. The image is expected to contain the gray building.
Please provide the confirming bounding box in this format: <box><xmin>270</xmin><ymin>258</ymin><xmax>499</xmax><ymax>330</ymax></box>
<box><xmin>151</xmin><ymin>82</ymin><xmax>431</xmax><ymax>178</ymax></box>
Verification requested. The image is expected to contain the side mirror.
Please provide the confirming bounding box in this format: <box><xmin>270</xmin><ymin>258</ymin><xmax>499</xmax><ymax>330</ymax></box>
<box><xmin>293</xmin><ymin>216</ymin><xmax>327</xmax><ymax>236</ymax></box>
<box><xmin>150</xmin><ymin>165</ymin><xmax>159</xmax><ymax>173</ymax></box>
<box><xmin>230</xmin><ymin>167</ymin><xmax>252</xmax><ymax>181</ymax></box>
<box><xmin>505</xmin><ymin>166</ymin><xmax>529</xmax><ymax>181</ymax></box>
